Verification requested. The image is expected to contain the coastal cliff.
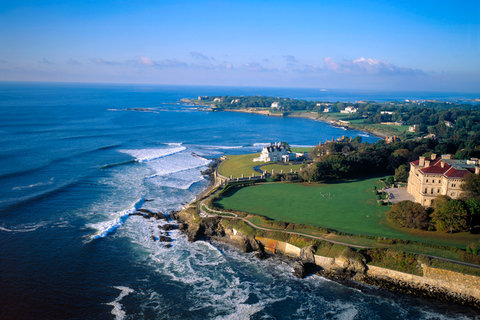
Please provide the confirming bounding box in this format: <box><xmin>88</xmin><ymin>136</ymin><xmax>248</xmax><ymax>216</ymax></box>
<box><xmin>172</xmin><ymin>207</ymin><xmax>480</xmax><ymax>309</ymax></box>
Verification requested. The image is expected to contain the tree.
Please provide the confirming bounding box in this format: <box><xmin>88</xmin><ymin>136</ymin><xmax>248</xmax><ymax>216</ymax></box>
<box><xmin>431</xmin><ymin>196</ymin><xmax>468</xmax><ymax>233</ymax></box>
<box><xmin>461</xmin><ymin>173</ymin><xmax>480</xmax><ymax>200</ymax></box>
<box><xmin>386</xmin><ymin>200</ymin><xmax>429</xmax><ymax>229</ymax></box>
<box><xmin>395</xmin><ymin>164</ymin><xmax>409</xmax><ymax>182</ymax></box>
<box><xmin>466</xmin><ymin>198</ymin><xmax>480</xmax><ymax>231</ymax></box>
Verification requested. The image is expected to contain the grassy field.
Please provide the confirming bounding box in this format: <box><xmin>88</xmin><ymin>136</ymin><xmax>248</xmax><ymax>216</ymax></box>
<box><xmin>218</xmin><ymin>152</ymin><xmax>305</xmax><ymax>178</ymax></box>
<box><xmin>215</xmin><ymin>178</ymin><xmax>479</xmax><ymax>248</ymax></box>
<box><xmin>218</xmin><ymin>153</ymin><xmax>260</xmax><ymax>178</ymax></box>
<box><xmin>217</xmin><ymin>177</ymin><xmax>390</xmax><ymax>236</ymax></box>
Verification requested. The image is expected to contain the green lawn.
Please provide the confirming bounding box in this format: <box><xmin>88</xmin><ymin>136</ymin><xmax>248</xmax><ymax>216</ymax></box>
<box><xmin>215</xmin><ymin>178</ymin><xmax>478</xmax><ymax>248</ymax></box>
<box><xmin>367</xmin><ymin>123</ymin><xmax>410</xmax><ymax>134</ymax></box>
<box><xmin>216</xmin><ymin>177</ymin><xmax>391</xmax><ymax>236</ymax></box>
<box><xmin>218</xmin><ymin>152</ymin><xmax>306</xmax><ymax>178</ymax></box>
<box><xmin>218</xmin><ymin>153</ymin><xmax>261</xmax><ymax>178</ymax></box>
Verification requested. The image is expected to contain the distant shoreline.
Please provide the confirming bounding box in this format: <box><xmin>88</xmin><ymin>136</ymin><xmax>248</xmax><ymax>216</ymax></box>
<box><xmin>181</xmin><ymin>98</ymin><xmax>388</xmax><ymax>138</ymax></box>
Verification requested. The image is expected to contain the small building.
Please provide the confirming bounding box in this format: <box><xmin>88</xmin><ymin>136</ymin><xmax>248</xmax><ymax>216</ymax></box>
<box><xmin>409</xmin><ymin>125</ymin><xmax>417</xmax><ymax>132</ymax></box>
<box><xmin>213</xmin><ymin>97</ymin><xmax>223</xmax><ymax>102</ymax></box>
<box><xmin>381</xmin><ymin>111</ymin><xmax>395</xmax><ymax>115</ymax></box>
<box><xmin>407</xmin><ymin>154</ymin><xmax>480</xmax><ymax>207</ymax></box>
<box><xmin>253</xmin><ymin>142</ymin><xmax>295</xmax><ymax>162</ymax></box>
<box><xmin>340</xmin><ymin>106</ymin><xmax>357</xmax><ymax>114</ymax></box>
<box><xmin>271</xmin><ymin>102</ymin><xmax>282</xmax><ymax>109</ymax></box>
<box><xmin>323</xmin><ymin>107</ymin><xmax>332</xmax><ymax>113</ymax></box>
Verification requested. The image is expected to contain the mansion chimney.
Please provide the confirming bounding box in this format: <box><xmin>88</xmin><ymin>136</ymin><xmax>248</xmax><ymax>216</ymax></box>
<box><xmin>419</xmin><ymin>156</ymin><xmax>425</xmax><ymax>167</ymax></box>
<box><xmin>476</xmin><ymin>167</ymin><xmax>480</xmax><ymax>175</ymax></box>
<box><xmin>425</xmin><ymin>159</ymin><xmax>431</xmax><ymax>167</ymax></box>
<box><xmin>431</xmin><ymin>153</ymin><xmax>437</xmax><ymax>160</ymax></box>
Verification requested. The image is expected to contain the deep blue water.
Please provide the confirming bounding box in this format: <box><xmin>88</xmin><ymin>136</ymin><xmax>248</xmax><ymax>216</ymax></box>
<box><xmin>0</xmin><ymin>82</ymin><xmax>479</xmax><ymax>320</ymax></box>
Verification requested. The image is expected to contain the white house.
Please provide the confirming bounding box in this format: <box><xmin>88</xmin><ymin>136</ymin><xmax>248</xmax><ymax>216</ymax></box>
<box><xmin>323</xmin><ymin>107</ymin><xmax>332</xmax><ymax>113</ymax></box>
<box><xmin>271</xmin><ymin>102</ymin><xmax>282</xmax><ymax>109</ymax></box>
<box><xmin>340</xmin><ymin>106</ymin><xmax>357</xmax><ymax>114</ymax></box>
<box><xmin>253</xmin><ymin>142</ymin><xmax>295</xmax><ymax>162</ymax></box>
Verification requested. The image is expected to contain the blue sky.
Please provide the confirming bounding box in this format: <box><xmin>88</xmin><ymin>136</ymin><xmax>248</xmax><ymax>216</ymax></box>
<box><xmin>0</xmin><ymin>0</ymin><xmax>479</xmax><ymax>92</ymax></box>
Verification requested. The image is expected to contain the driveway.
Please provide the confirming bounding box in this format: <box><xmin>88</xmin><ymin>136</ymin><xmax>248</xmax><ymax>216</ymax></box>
<box><xmin>384</xmin><ymin>187</ymin><xmax>415</xmax><ymax>203</ymax></box>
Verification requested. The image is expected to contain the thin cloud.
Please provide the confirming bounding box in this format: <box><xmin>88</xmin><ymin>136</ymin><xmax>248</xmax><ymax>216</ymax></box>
<box><xmin>157</xmin><ymin>59</ymin><xmax>188</xmax><ymax>68</ymax></box>
<box><xmin>324</xmin><ymin>57</ymin><xmax>424</xmax><ymax>75</ymax></box>
<box><xmin>137</xmin><ymin>56</ymin><xmax>155</xmax><ymax>66</ymax></box>
<box><xmin>242</xmin><ymin>62</ymin><xmax>279</xmax><ymax>72</ymax></box>
<box><xmin>91</xmin><ymin>58</ymin><xmax>121</xmax><ymax>65</ymax></box>
<box><xmin>66</xmin><ymin>58</ymin><xmax>81</xmax><ymax>65</ymax></box>
<box><xmin>283</xmin><ymin>55</ymin><xmax>297</xmax><ymax>63</ymax></box>
<box><xmin>190</xmin><ymin>51</ymin><xmax>215</xmax><ymax>60</ymax></box>
<box><xmin>39</xmin><ymin>58</ymin><xmax>54</xmax><ymax>65</ymax></box>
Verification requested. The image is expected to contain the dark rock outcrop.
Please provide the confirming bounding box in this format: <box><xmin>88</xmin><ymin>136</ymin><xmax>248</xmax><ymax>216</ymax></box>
<box><xmin>160</xmin><ymin>224</ymin><xmax>178</xmax><ymax>231</ymax></box>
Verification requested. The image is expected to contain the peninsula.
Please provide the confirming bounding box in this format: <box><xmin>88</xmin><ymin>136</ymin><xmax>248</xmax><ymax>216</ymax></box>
<box><xmin>173</xmin><ymin>97</ymin><xmax>480</xmax><ymax>308</ymax></box>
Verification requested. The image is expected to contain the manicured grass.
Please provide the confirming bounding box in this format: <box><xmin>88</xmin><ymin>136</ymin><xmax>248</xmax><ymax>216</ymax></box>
<box><xmin>218</xmin><ymin>152</ymin><xmax>305</xmax><ymax>178</ymax></box>
<box><xmin>215</xmin><ymin>178</ymin><xmax>479</xmax><ymax>248</ymax></box>
<box><xmin>258</xmin><ymin>163</ymin><xmax>303</xmax><ymax>175</ymax></box>
<box><xmin>367</xmin><ymin>123</ymin><xmax>410</xmax><ymax>134</ymax></box>
<box><xmin>290</xmin><ymin>147</ymin><xmax>311</xmax><ymax>153</ymax></box>
<box><xmin>216</xmin><ymin>177</ymin><xmax>391</xmax><ymax>237</ymax></box>
<box><xmin>218</xmin><ymin>153</ymin><xmax>261</xmax><ymax>178</ymax></box>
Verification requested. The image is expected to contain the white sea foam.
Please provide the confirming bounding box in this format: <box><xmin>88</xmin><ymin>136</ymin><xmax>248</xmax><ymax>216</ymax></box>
<box><xmin>0</xmin><ymin>221</ymin><xmax>49</xmax><ymax>233</ymax></box>
<box><xmin>87</xmin><ymin>198</ymin><xmax>145</xmax><ymax>240</ymax></box>
<box><xmin>12</xmin><ymin>177</ymin><xmax>54</xmax><ymax>191</ymax></box>
<box><xmin>199</xmin><ymin>145</ymin><xmax>243</xmax><ymax>150</ymax></box>
<box><xmin>290</xmin><ymin>144</ymin><xmax>314</xmax><ymax>148</ymax></box>
<box><xmin>166</xmin><ymin>142</ymin><xmax>183</xmax><ymax>146</ymax></box>
<box><xmin>119</xmin><ymin>146</ymin><xmax>186</xmax><ymax>162</ymax></box>
<box><xmin>147</xmin><ymin>169</ymin><xmax>205</xmax><ymax>190</ymax></box>
<box><xmin>106</xmin><ymin>286</ymin><xmax>134</xmax><ymax>320</ymax></box>
<box><xmin>358</xmin><ymin>133</ymin><xmax>370</xmax><ymax>137</ymax></box>
<box><xmin>146</xmin><ymin>152</ymin><xmax>211</xmax><ymax>178</ymax></box>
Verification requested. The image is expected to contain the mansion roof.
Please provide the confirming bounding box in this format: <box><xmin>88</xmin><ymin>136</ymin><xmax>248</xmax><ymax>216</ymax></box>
<box><xmin>411</xmin><ymin>157</ymin><xmax>476</xmax><ymax>179</ymax></box>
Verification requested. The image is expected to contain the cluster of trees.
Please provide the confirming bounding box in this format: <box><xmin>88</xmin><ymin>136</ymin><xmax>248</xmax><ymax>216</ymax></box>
<box><xmin>206</xmin><ymin>96</ymin><xmax>480</xmax><ymax>136</ymax></box>
<box><xmin>386</xmin><ymin>174</ymin><xmax>480</xmax><ymax>234</ymax></box>
<box><xmin>300</xmin><ymin>127</ymin><xmax>480</xmax><ymax>183</ymax></box>
<box><xmin>207</xmin><ymin>96</ymin><xmax>321</xmax><ymax>112</ymax></box>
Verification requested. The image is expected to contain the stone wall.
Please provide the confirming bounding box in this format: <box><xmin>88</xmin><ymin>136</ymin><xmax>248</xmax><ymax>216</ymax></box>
<box><xmin>254</xmin><ymin>236</ymin><xmax>480</xmax><ymax>302</ymax></box>
<box><xmin>422</xmin><ymin>264</ymin><xmax>480</xmax><ymax>299</ymax></box>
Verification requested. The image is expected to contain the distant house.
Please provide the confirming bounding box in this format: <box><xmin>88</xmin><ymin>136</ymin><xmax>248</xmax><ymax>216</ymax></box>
<box><xmin>445</xmin><ymin>121</ymin><xmax>453</xmax><ymax>127</ymax></box>
<box><xmin>340</xmin><ymin>106</ymin><xmax>357</xmax><ymax>114</ymax></box>
<box><xmin>323</xmin><ymin>107</ymin><xmax>332</xmax><ymax>113</ymax></box>
<box><xmin>271</xmin><ymin>102</ymin><xmax>282</xmax><ymax>109</ymax></box>
<box><xmin>254</xmin><ymin>142</ymin><xmax>295</xmax><ymax>162</ymax></box>
<box><xmin>381</xmin><ymin>111</ymin><xmax>395</xmax><ymax>115</ymax></box>
<box><xmin>409</xmin><ymin>125</ymin><xmax>417</xmax><ymax>132</ymax></box>
<box><xmin>213</xmin><ymin>98</ymin><xmax>223</xmax><ymax>102</ymax></box>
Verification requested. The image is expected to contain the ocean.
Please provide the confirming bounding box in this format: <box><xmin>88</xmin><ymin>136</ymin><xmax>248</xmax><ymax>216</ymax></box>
<box><xmin>0</xmin><ymin>82</ymin><xmax>478</xmax><ymax>320</ymax></box>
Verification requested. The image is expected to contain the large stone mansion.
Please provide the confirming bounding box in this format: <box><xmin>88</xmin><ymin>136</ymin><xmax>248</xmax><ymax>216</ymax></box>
<box><xmin>407</xmin><ymin>154</ymin><xmax>480</xmax><ymax>206</ymax></box>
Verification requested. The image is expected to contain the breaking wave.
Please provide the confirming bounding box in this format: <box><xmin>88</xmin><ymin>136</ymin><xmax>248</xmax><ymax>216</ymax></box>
<box><xmin>119</xmin><ymin>147</ymin><xmax>186</xmax><ymax>162</ymax></box>
<box><xmin>87</xmin><ymin>198</ymin><xmax>145</xmax><ymax>240</ymax></box>
<box><xmin>106</xmin><ymin>286</ymin><xmax>135</xmax><ymax>320</ymax></box>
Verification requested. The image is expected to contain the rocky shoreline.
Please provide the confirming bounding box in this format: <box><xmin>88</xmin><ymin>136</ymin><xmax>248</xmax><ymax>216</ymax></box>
<box><xmin>169</xmin><ymin>204</ymin><xmax>480</xmax><ymax>310</ymax></box>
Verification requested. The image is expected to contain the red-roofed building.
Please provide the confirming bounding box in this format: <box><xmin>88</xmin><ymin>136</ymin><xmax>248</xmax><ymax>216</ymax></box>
<box><xmin>407</xmin><ymin>154</ymin><xmax>480</xmax><ymax>206</ymax></box>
